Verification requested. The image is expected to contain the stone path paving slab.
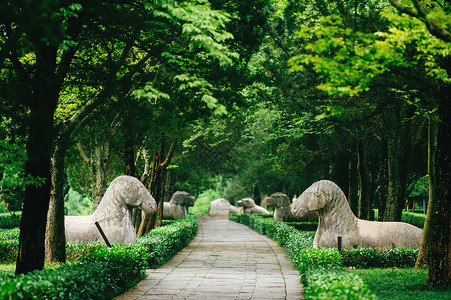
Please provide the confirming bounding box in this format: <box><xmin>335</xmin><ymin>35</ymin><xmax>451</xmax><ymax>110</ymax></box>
<box><xmin>115</xmin><ymin>218</ymin><xmax>303</xmax><ymax>299</ymax></box>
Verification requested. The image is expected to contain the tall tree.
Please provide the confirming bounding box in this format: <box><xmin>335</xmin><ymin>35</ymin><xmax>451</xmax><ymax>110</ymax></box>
<box><xmin>289</xmin><ymin>0</ymin><xmax>450</xmax><ymax>285</ymax></box>
<box><xmin>0</xmin><ymin>0</ymin><xmax>83</xmax><ymax>274</ymax></box>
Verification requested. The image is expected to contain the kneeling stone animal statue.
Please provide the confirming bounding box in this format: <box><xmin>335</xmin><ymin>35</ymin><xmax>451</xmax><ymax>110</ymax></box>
<box><xmin>209</xmin><ymin>198</ymin><xmax>241</xmax><ymax>216</ymax></box>
<box><xmin>238</xmin><ymin>198</ymin><xmax>270</xmax><ymax>214</ymax></box>
<box><xmin>65</xmin><ymin>175</ymin><xmax>157</xmax><ymax>245</ymax></box>
<box><xmin>163</xmin><ymin>191</ymin><xmax>195</xmax><ymax>220</ymax></box>
<box><xmin>291</xmin><ymin>180</ymin><xmax>423</xmax><ymax>250</ymax></box>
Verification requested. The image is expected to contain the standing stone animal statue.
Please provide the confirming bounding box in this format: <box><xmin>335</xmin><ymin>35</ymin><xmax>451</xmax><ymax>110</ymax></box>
<box><xmin>163</xmin><ymin>191</ymin><xmax>195</xmax><ymax>220</ymax></box>
<box><xmin>264</xmin><ymin>192</ymin><xmax>305</xmax><ymax>222</ymax></box>
<box><xmin>209</xmin><ymin>198</ymin><xmax>241</xmax><ymax>216</ymax></box>
<box><xmin>237</xmin><ymin>198</ymin><xmax>270</xmax><ymax>214</ymax></box>
<box><xmin>291</xmin><ymin>180</ymin><xmax>423</xmax><ymax>250</ymax></box>
<box><xmin>65</xmin><ymin>175</ymin><xmax>157</xmax><ymax>245</ymax></box>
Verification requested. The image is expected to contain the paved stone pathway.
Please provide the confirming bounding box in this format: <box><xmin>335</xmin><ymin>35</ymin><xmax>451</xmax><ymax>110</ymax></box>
<box><xmin>115</xmin><ymin>217</ymin><xmax>303</xmax><ymax>299</ymax></box>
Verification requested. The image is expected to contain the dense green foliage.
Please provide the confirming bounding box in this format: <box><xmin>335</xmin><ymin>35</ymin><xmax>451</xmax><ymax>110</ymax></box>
<box><xmin>0</xmin><ymin>218</ymin><xmax>198</xmax><ymax>298</ymax></box>
<box><xmin>0</xmin><ymin>244</ymin><xmax>149</xmax><ymax>300</ymax></box>
<box><xmin>341</xmin><ymin>248</ymin><xmax>419</xmax><ymax>269</ymax></box>
<box><xmin>401</xmin><ymin>211</ymin><xmax>426</xmax><ymax>228</ymax></box>
<box><xmin>0</xmin><ymin>212</ymin><xmax>21</xmax><ymax>228</ymax></box>
<box><xmin>304</xmin><ymin>270</ymin><xmax>377</xmax><ymax>300</ymax></box>
<box><xmin>137</xmin><ymin>218</ymin><xmax>198</xmax><ymax>268</ymax></box>
<box><xmin>188</xmin><ymin>189</ymin><xmax>221</xmax><ymax>216</ymax></box>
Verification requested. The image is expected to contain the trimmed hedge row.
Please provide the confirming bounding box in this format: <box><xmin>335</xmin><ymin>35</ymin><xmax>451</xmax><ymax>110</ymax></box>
<box><xmin>0</xmin><ymin>244</ymin><xmax>149</xmax><ymax>299</ymax></box>
<box><xmin>0</xmin><ymin>212</ymin><xmax>22</xmax><ymax>228</ymax></box>
<box><xmin>230</xmin><ymin>214</ymin><xmax>379</xmax><ymax>299</ymax></box>
<box><xmin>401</xmin><ymin>211</ymin><xmax>426</xmax><ymax>228</ymax></box>
<box><xmin>0</xmin><ymin>228</ymin><xmax>20</xmax><ymax>264</ymax></box>
<box><xmin>137</xmin><ymin>217</ymin><xmax>198</xmax><ymax>268</ymax></box>
<box><xmin>374</xmin><ymin>209</ymin><xmax>426</xmax><ymax>228</ymax></box>
<box><xmin>342</xmin><ymin>247</ymin><xmax>418</xmax><ymax>269</ymax></box>
<box><xmin>0</xmin><ymin>218</ymin><xmax>198</xmax><ymax>299</ymax></box>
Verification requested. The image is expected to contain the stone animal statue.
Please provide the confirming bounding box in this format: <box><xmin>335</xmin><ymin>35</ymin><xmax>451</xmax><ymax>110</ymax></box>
<box><xmin>163</xmin><ymin>191</ymin><xmax>195</xmax><ymax>220</ymax></box>
<box><xmin>237</xmin><ymin>198</ymin><xmax>270</xmax><ymax>214</ymax></box>
<box><xmin>209</xmin><ymin>198</ymin><xmax>241</xmax><ymax>216</ymax></box>
<box><xmin>291</xmin><ymin>180</ymin><xmax>423</xmax><ymax>250</ymax></box>
<box><xmin>65</xmin><ymin>175</ymin><xmax>157</xmax><ymax>245</ymax></box>
<box><xmin>265</xmin><ymin>192</ymin><xmax>300</xmax><ymax>222</ymax></box>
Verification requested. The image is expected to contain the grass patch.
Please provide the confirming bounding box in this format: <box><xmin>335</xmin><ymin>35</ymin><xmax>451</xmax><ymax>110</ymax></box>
<box><xmin>189</xmin><ymin>189</ymin><xmax>220</xmax><ymax>216</ymax></box>
<box><xmin>346</xmin><ymin>268</ymin><xmax>451</xmax><ymax>300</ymax></box>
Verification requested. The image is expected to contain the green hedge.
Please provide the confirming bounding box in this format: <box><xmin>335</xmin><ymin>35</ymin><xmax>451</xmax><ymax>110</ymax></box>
<box><xmin>304</xmin><ymin>269</ymin><xmax>377</xmax><ymax>300</ymax></box>
<box><xmin>1</xmin><ymin>217</ymin><xmax>198</xmax><ymax>299</ymax></box>
<box><xmin>374</xmin><ymin>209</ymin><xmax>426</xmax><ymax>228</ymax></box>
<box><xmin>0</xmin><ymin>212</ymin><xmax>22</xmax><ymax>228</ymax></box>
<box><xmin>341</xmin><ymin>247</ymin><xmax>418</xmax><ymax>268</ymax></box>
<box><xmin>401</xmin><ymin>211</ymin><xmax>426</xmax><ymax>228</ymax></box>
<box><xmin>231</xmin><ymin>214</ymin><xmax>377</xmax><ymax>300</ymax></box>
<box><xmin>137</xmin><ymin>217</ymin><xmax>198</xmax><ymax>268</ymax></box>
<box><xmin>0</xmin><ymin>228</ymin><xmax>20</xmax><ymax>264</ymax></box>
<box><xmin>0</xmin><ymin>244</ymin><xmax>149</xmax><ymax>299</ymax></box>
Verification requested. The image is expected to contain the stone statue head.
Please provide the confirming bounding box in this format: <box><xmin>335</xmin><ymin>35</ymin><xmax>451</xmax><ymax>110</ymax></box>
<box><xmin>105</xmin><ymin>175</ymin><xmax>157</xmax><ymax>214</ymax></box>
<box><xmin>291</xmin><ymin>181</ymin><xmax>329</xmax><ymax>219</ymax></box>
<box><xmin>238</xmin><ymin>198</ymin><xmax>256</xmax><ymax>208</ymax></box>
<box><xmin>170</xmin><ymin>191</ymin><xmax>195</xmax><ymax>207</ymax></box>
<box><xmin>266</xmin><ymin>192</ymin><xmax>290</xmax><ymax>207</ymax></box>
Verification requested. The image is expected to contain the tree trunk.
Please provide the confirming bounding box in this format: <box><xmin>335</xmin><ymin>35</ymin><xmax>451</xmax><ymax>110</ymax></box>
<box><xmin>124</xmin><ymin>123</ymin><xmax>135</xmax><ymax>177</ymax></box>
<box><xmin>16</xmin><ymin>45</ymin><xmax>58</xmax><ymax>275</ymax></box>
<box><xmin>382</xmin><ymin>104</ymin><xmax>413</xmax><ymax>222</ymax></box>
<box><xmin>45</xmin><ymin>138</ymin><xmax>68</xmax><ymax>263</ymax></box>
<box><xmin>137</xmin><ymin>140</ymin><xmax>175</xmax><ymax>237</ymax></box>
<box><xmin>347</xmin><ymin>155</ymin><xmax>359</xmax><ymax>216</ymax></box>
<box><xmin>377</xmin><ymin>138</ymin><xmax>389</xmax><ymax>221</ymax></box>
<box><xmin>424</xmin><ymin>83</ymin><xmax>450</xmax><ymax>285</ymax></box>
<box><xmin>91</xmin><ymin>135</ymin><xmax>109</xmax><ymax>211</ymax></box>
<box><xmin>357</xmin><ymin>141</ymin><xmax>372</xmax><ymax>220</ymax></box>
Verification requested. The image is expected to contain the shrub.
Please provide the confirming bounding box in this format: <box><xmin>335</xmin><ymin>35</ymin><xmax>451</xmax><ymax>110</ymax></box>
<box><xmin>137</xmin><ymin>218</ymin><xmax>197</xmax><ymax>268</ymax></box>
<box><xmin>0</xmin><ymin>228</ymin><xmax>20</xmax><ymax>264</ymax></box>
<box><xmin>298</xmin><ymin>248</ymin><xmax>343</xmax><ymax>279</ymax></box>
<box><xmin>304</xmin><ymin>270</ymin><xmax>377</xmax><ymax>300</ymax></box>
<box><xmin>341</xmin><ymin>247</ymin><xmax>418</xmax><ymax>268</ymax></box>
<box><xmin>230</xmin><ymin>214</ymin><xmax>376</xmax><ymax>300</ymax></box>
<box><xmin>0</xmin><ymin>227</ymin><xmax>20</xmax><ymax>240</ymax></box>
<box><xmin>0</xmin><ymin>217</ymin><xmax>198</xmax><ymax>299</ymax></box>
<box><xmin>0</xmin><ymin>244</ymin><xmax>149</xmax><ymax>299</ymax></box>
<box><xmin>0</xmin><ymin>212</ymin><xmax>22</xmax><ymax>228</ymax></box>
<box><xmin>0</xmin><ymin>239</ymin><xmax>18</xmax><ymax>264</ymax></box>
<box><xmin>401</xmin><ymin>212</ymin><xmax>426</xmax><ymax>228</ymax></box>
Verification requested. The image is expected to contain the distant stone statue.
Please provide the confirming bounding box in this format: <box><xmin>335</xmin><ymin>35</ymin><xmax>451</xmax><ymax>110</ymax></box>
<box><xmin>65</xmin><ymin>175</ymin><xmax>157</xmax><ymax>245</ymax></box>
<box><xmin>209</xmin><ymin>198</ymin><xmax>241</xmax><ymax>216</ymax></box>
<box><xmin>291</xmin><ymin>180</ymin><xmax>423</xmax><ymax>250</ymax></box>
<box><xmin>237</xmin><ymin>198</ymin><xmax>270</xmax><ymax>214</ymax></box>
<box><xmin>163</xmin><ymin>191</ymin><xmax>195</xmax><ymax>220</ymax></box>
<box><xmin>265</xmin><ymin>192</ymin><xmax>317</xmax><ymax>222</ymax></box>
<box><xmin>265</xmin><ymin>192</ymin><xmax>298</xmax><ymax>222</ymax></box>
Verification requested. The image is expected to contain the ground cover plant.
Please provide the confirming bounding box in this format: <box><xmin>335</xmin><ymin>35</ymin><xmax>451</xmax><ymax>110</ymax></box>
<box><xmin>230</xmin><ymin>213</ymin><xmax>448</xmax><ymax>299</ymax></box>
<box><xmin>347</xmin><ymin>268</ymin><xmax>451</xmax><ymax>300</ymax></box>
<box><xmin>0</xmin><ymin>218</ymin><xmax>198</xmax><ymax>298</ymax></box>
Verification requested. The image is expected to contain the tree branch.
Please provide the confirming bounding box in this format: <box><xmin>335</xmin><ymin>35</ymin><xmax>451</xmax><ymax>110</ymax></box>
<box><xmin>76</xmin><ymin>142</ymin><xmax>90</xmax><ymax>164</ymax></box>
<box><xmin>389</xmin><ymin>0</ymin><xmax>451</xmax><ymax>43</ymax></box>
<box><xmin>160</xmin><ymin>141</ymin><xmax>176</xmax><ymax>168</ymax></box>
